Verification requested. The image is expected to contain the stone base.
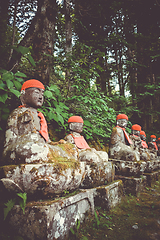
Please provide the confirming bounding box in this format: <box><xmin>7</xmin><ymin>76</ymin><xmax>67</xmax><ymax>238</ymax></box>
<box><xmin>4</xmin><ymin>181</ymin><xmax>123</xmax><ymax>240</ymax></box>
<box><xmin>109</xmin><ymin>158</ymin><xmax>160</xmax><ymax>177</ymax></box>
<box><xmin>115</xmin><ymin>175</ymin><xmax>147</xmax><ymax>196</ymax></box>
<box><xmin>143</xmin><ymin>170</ymin><xmax>160</xmax><ymax>187</ymax></box>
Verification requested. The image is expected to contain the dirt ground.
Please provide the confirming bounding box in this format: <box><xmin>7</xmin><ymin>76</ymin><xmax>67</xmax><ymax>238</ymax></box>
<box><xmin>1</xmin><ymin>179</ymin><xmax>160</xmax><ymax>240</ymax></box>
<box><xmin>70</xmin><ymin>180</ymin><xmax>160</xmax><ymax>240</ymax></box>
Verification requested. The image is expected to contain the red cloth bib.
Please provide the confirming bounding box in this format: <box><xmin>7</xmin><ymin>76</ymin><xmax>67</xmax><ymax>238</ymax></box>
<box><xmin>141</xmin><ymin>140</ymin><xmax>148</xmax><ymax>148</ymax></box>
<box><xmin>38</xmin><ymin>111</ymin><xmax>49</xmax><ymax>142</ymax></box>
<box><xmin>19</xmin><ymin>105</ymin><xmax>49</xmax><ymax>142</ymax></box>
<box><xmin>153</xmin><ymin>142</ymin><xmax>158</xmax><ymax>150</ymax></box>
<box><xmin>70</xmin><ymin>134</ymin><xmax>91</xmax><ymax>149</ymax></box>
<box><xmin>116</xmin><ymin>126</ymin><xmax>133</xmax><ymax>145</ymax></box>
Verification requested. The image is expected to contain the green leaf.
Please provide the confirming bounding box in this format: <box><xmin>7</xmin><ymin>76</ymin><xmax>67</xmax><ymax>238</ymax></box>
<box><xmin>4</xmin><ymin>198</ymin><xmax>16</xmax><ymax>220</ymax></box>
<box><xmin>17</xmin><ymin>192</ymin><xmax>27</xmax><ymax>214</ymax></box>
<box><xmin>13</xmin><ymin>80</ymin><xmax>22</xmax><ymax>90</ymax></box>
<box><xmin>84</xmin><ymin>120</ymin><xmax>92</xmax><ymax>127</ymax></box>
<box><xmin>27</xmin><ymin>54</ymin><xmax>36</xmax><ymax>66</ymax></box>
<box><xmin>2</xmin><ymin>72</ymin><xmax>14</xmax><ymax>81</ymax></box>
<box><xmin>6</xmin><ymin>79</ymin><xmax>14</xmax><ymax>89</ymax></box>
<box><xmin>10</xmin><ymin>89</ymin><xmax>21</xmax><ymax>97</ymax></box>
<box><xmin>2</xmin><ymin>108</ymin><xmax>10</xmax><ymax>113</ymax></box>
<box><xmin>18</xmin><ymin>46</ymin><xmax>30</xmax><ymax>55</ymax></box>
<box><xmin>44</xmin><ymin>90</ymin><xmax>53</xmax><ymax>98</ymax></box>
<box><xmin>57</xmin><ymin>112</ymin><xmax>64</xmax><ymax>125</ymax></box>
<box><xmin>0</xmin><ymin>93</ymin><xmax>8</xmax><ymax>103</ymax></box>
<box><xmin>15</xmin><ymin>72</ymin><xmax>27</xmax><ymax>78</ymax></box>
<box><xmin>76</xmin><ymin>219</ymin><xmax>80</xmax><ymax>230</ymax></box>
<box><xmin>48</xmin><ymin>111</ymin><xmax>56</xmax><ymax>121</ymax></box>
<box><xmin>70</xmin><ymin>228</ymin><xmax>75</xmax><ymax>235</ymax></box>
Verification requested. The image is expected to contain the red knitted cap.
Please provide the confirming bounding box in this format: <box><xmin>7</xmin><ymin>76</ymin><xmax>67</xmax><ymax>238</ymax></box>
<box><xmin>131</xmin><ymin>124</ymin><xmax>141</xmax><ymax>131</ymax></box>
<box><xmin>116</xmin><ymin>114</ymin><xmax>128</xmax><ymax>121</ymax></box>
<box><xmin>21</xmin><ymin>79</ymin><xmax>45</xmax><ymax>91</ymax></box>
<box><xmin>140</xmin><ymin>131</ymin><xmax>146</xmax><ymax>137</ymax></box>
<box><xmin>68</xmin><ymin>116</ymin><xmax>84</xmax><ymax>123</ymax></box>
<box><xmin>150</xmin><ymin>135</ymin><xmax>156</xmax><ymax>139</ymax></box>
<box><xmin>157</xmin><ymin>138</ymin><xmax>160</xmax><ymax>141</ymax></box>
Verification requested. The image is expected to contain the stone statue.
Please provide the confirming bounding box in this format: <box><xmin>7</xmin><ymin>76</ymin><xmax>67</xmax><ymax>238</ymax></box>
<box><xmin>109</xmin><ymin>114</ymin><xmax>140</xmax><ymax>161</ymax></box>
<box><xmin>148</xmin><ymin>135</ymin><xmax>158</xmax><ymax>157</ymax></box>
<box><xmin>0</xmin><ymin>80</ymin><xmax>85</xmax><ymax>199</ymax></box>
<box><xmin>140</xmin><ymin>131</ymin><xmax>148</xmax><ymax>149</ymax></box>
<box><xmin>130</xmin><ymin>124</ymin><xmax>142</xmax><ymax>151</ymax></box>
<box><xmin>130</xmin><ymin>125</ymin><xmax>150</xmax><ymax>161</ymax></box>
<box><xmin>156</xmin><ymin>137</ymin><xmax>160</xmax><ymax>156</ymax></box>
<box><xmin>140</xmin><ymin>130</ymin><xmax>155</xmax><ymax>160</ymax></box>
<box><xmin>64</xmin><ymin>116</ymin><xmax>114</xmax><ymax>188</ymax></box>
<box><xmin>65</xmin><ymin>116</ymin><xmax>108</xmax><ymax>163</ymax></box>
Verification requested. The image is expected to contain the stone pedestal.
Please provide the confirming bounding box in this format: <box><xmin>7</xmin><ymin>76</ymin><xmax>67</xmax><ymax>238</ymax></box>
<box><xmin>115</xmin><ymin>175</ymin><xmax>147</xmax><ymax>196</ymax></box>
<box><xmin>109</xmin><ymin>158</ymin><xmax>160</xmax><ymax>177</ymax></box>
<box><xmin>143</xmin><ymin>170</ymin><xmax>160</xmax><ymax>187</ymax></box>
<box><xmin>109</xmin><ymin>158</ymin><xmax>160</xmax><ymax>194</ymax></box>
<box><xmin>4</xmin><ymin>181</ymin><xmax>123</xmax><ymax>240</ymax></box>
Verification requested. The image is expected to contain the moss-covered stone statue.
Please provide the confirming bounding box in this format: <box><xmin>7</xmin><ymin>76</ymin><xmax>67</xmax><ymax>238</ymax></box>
<box><xmin>148</xmin><ymin>135</ymin><xmax>158</xmax><ymax>157</ymax></box>
<box><xmin>140</xmin><ymin>130</ymin><xmax>155</xmax><ymax>160</ymax></box>
<box><xmin>0</xmin><ymin>80</ymin><xmax>85</xmax><ymax>199</ymax></box>
<box><xmin>65</xmin><ymin>116</ymin><xmax>108</xmax><ymax>163</ymax></box>
<box><xmin>109</xmin><ymin>114</ymin><xmax>140</xmax><ymax>161</ymax></box>
<box><xmin>65</xmin><ymin>116</ymin><xmax>114</xmax><ymax>188</ymax></box>
<box><xmin>130</xmin><ymin>124</ymin><xmax>150</xmax><ymax>161</ymax></box>
<box><xmin>156</xmin><ymin>137</ymin><xmax>160</xmax><ymax>156</ymax></box>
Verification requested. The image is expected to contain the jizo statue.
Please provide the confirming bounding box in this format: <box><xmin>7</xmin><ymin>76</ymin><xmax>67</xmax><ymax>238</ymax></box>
<box><xmin>148</xmin><ymin>135</ymin><xmax>158</xmax><ymax>157</ymax></box>
<box><xmin>64</xmin><ymin>116</ymin><xmax>113</xmax><ymax>188</ymax></box>
<box><xmin>109</xmin><ymin>114</ymin><xmax>140</xmax><ymax>161</ymax></box>
<box><xmin>130</xmin><ymin>124</ymin><xmax>150</xmax><ymax>161</ymax></box>
<box><xmin>140</xmin><ymin>131</ymin><xmax>148</xmax><ymax>149</ymax></box>
<box><xmin>65</xmin><ymin>116</ymin><xmax>108</xmax><ymax>163</ymax></box>
<box><xmin>130</xmin><ymin>124</ymin><xmax>142</xmax><ymax>151</ymax></box>
<box><xmin>0</xmin><ymin>80</ymin><xmax>86</xmax><ymax>199</ymax></box>
<box><xmin>156</xmin><ymin>137</ymin><xmax>160</xmax><ymax>156</ymax></box>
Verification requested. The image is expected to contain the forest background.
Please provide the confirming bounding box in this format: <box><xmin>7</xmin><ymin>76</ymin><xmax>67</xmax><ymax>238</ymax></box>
<box><xmin>0</xmin><ymin>0</ymin><xmax>160</xmax><ymax>157</ymax></box>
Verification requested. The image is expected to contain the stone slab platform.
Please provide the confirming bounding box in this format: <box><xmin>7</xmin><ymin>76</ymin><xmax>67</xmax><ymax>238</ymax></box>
<box><xmin>143</xmin><ymin>170</ymin><xmax>160</xmax><ymax>187</ymax></box>
<box><xmin>109</xmin><ymin>158</ymin><xmax>160</xmax><ymax>177</ymax></box>
<box><xmin>115</xmin><ymin>175</ymin><xmax>147</xmax><ymax>196</ymax></box>
<box><xmin>5</xmin><ymin>181</ymin><xmax>123</xmax><ymax>240</ymax></box>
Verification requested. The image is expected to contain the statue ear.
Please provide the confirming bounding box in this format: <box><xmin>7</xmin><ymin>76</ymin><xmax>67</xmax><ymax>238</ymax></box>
<box><xmin>69</xmin><ymin>123</ymin><xmax>74</xmax><ymax>131</ymax></box>
<box><xmin>20</xmin><ymin>94</ymin><xmax>25</xmax><ymax>105</ymax></box>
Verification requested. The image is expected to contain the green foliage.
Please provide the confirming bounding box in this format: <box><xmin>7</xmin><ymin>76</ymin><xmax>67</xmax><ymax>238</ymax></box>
<box><xmin>3</xmin><ymin>192</ymin><xmax>27</xmax><ymax>220</ymax></box>
<box><xmin>94</xmin><ymin>210</ymin><xmax>100</xmax><ymax>229</ymax></box>
<box><xmin>70</xmin><ymin>219</ymin><xmax>88</xmax><ymax>240</ymax></box>
<box><xmin>17</xmin><ymin>192</ymin><xmax>27</xmax><ymax>214</ymax></box>
<box><xmin>4</xmin><ymin>198</ymin><xmax>16</xmax><ymax>221</ymax></box>
<box><xmin>0</xmin><ymin>70</ymin><xmax>26</xmax><ymax>122</ymax></box>
<box><xmin>40</xmin><ymin>84</ymin><xmax>69</xmax><ymax>128</ymax></box>
<box><xmin>14</xmin><ymin>46</ymin><xmax>36</xmax><ymax>67</ymax></box>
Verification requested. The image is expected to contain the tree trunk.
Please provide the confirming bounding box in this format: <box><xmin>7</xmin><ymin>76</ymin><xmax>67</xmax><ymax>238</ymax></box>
<box><xmin>64</xmin><ymin>0</ymin><xmax>73</xmax><ymax>95</ymax></box>
<box><xmin>7</xmin><ymin>0</ymin><xmax>57</xmax><ymax>86</ymax></box>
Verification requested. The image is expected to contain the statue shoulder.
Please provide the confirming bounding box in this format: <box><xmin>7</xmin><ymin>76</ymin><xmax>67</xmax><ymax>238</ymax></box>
<box><xmin>64</xmin><ymin>134</ymin><xmax>75</xmax><ymax>144</ymax></box>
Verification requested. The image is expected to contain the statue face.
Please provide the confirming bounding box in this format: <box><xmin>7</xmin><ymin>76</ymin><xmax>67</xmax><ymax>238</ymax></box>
<box><xmin>117</xmin><ymin>119</ymin><xmax>128</xmax><ymax>128</ymax></box>
<box><xmin>23</xmin><ymin>87</ymin><xmax>44</xmax><ymax>108</ymax></box>
<box><xmin>140</xmin><ymin>135</ymin><xmax>146</xmax><ymax>141</ymax></box>
<box><xmin>69</xmin><ymin>122</ymin><xmax>83</xmax><ymax>133</ymax></box>
<box><xmin>132</xmin><ymin>130</ymin><xmax>140</xmax><ymax>137</ymax></box>
<box><xmin>151</xmin><ymin>138</ymin><xmax>156</xmax><ymax>142</ymax></box>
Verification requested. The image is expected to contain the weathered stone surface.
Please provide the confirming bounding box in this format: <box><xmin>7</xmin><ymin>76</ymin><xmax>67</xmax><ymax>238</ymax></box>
<box><xmin>6</xmin><ymin>181</ymin><xmax>123</xmax><ymax>240</ymax></box>
<box><xmin>80</xmin><ymin>161</ymin><xmax>115</xmax><ymax>189</ymax></box>
<box><xmin>143</xmin><ymin>171</ymin><xmax>160</xmax><ymax>187</ymax></box>
<box><xmin>0</xmin><ymin>162</ymin><xmax>86</xmax><ymax>199</ymax></box>
<box><xmin>94</xmin><ymin>180</ymin><xmax>123</xmax><ymax>210</ymax></box>
<box><xmin>109</xmin><ymin>158</ymin><xmax>160</xmax><ymax>177</ymax></box>
<box><xmin>115</xmin><ymin>175</ymin><xmax>147</xmax><ymax>196</ymax></box>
